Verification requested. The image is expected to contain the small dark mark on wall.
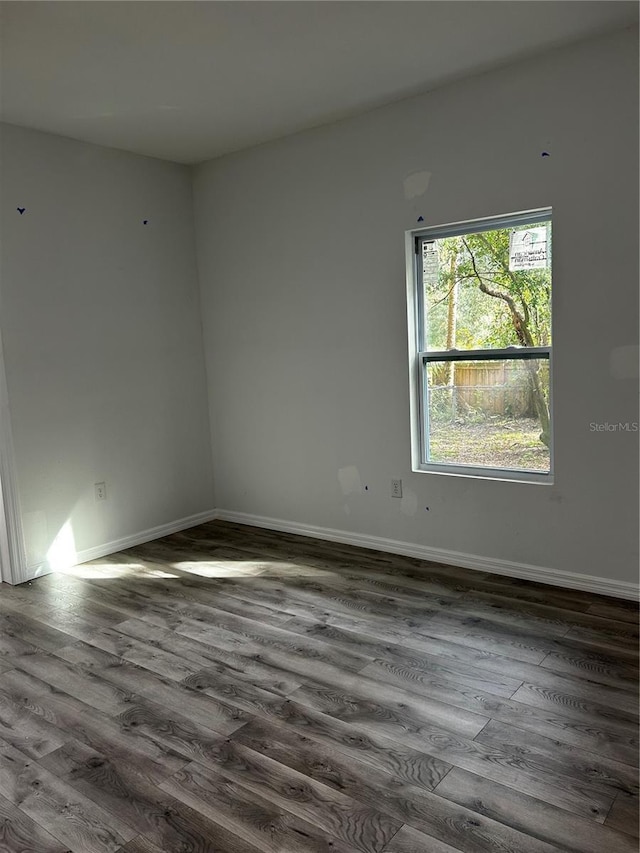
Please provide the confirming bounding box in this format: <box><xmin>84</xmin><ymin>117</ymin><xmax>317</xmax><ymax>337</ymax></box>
<box><xmin>417</xmin><ymin>216</ymin><xmax>424</xmax><ymax>222</ymax></box>
<box><xmin>17</xmin><ymin>207</ymin><xmax>26</xmax><ymax>214</ymax></box>
<box><xmin>143</xmin><ymin>220</ymin><xmax>149</xmax><ymax>224</ymax></box>
<box><xmin>541</xmin><ymin>152</ymin><xmax>550</xmax><ymax>157</ymax></box>
<box><xmin>425</xmin><ymin>507</ymin><xmax>430</xmax><ymax>511</ymax></box>
<box><xmin>364</xmin><ymin>486</ymin><xmax>368</xmax><ymax>491</ymax></box>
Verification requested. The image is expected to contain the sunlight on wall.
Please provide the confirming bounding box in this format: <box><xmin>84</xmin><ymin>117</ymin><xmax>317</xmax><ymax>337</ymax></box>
<box><xmin>46</xmin><ymin>520</ymin><xmax>77</xmax><ymax>570</ymax></box>
<box><xmin>46</xmin><ymin>514</ymin><xmax>183</xmax><ymax>578</ymax></box>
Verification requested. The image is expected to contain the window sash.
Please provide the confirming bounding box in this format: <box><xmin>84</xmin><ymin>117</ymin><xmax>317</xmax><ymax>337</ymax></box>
<box><xmin>421</xmin><ymin>346</ymin><xmax>550</xmax><ymax>363</ymax></box>
<box><xmin>407</xmin><ymin>208</ymin><xmax>553</xmax><ymax>482</ymax></box>
<box><xmin>417</xmin><ymin>350</ymin><xmax>553</xmax><ymax>477</ymax></box>
<box><xmin>414</xmin><ymin>208</ymin><xmax>552</xmax><ymax>245</ymax></box>
<box><xmin>414</xmin><ymin>209</ymin><xmax>552</xmax><ymax>354</ymax></box>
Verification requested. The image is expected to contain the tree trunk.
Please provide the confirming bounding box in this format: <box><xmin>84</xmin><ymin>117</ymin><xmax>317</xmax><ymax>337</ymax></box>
<box><xmin>525</xmin><ymin>361</ymin><xmax>550</xmax><ymax>447</ymax></box>
<box><xmin>462</xmin><ymin>238</ymin><xmax>551</xmax><ymax>446</ymax></box>
<box><xmin>445</xmin><ymin>251</ymin><xmax>458</xmax><ymax>387</ymax></box>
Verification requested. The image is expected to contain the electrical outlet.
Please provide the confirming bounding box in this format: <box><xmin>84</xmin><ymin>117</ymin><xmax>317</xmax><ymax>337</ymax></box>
<box><xmin>391</xmin><ymin>478</ymin><xmax>402</xmax><ymax>498</ymax></box>
<box><xmin>95</xmin><ymin>482</ymin><xmax>107</xmax><ymax>501</ymax></box>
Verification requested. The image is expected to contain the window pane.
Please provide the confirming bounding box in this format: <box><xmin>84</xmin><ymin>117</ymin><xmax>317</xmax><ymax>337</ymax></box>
<box><xmin>422</xmin><ymin>222</ymin><xmax>551</xmax><ymax>351</ymax></box>
<box><xmin>426</xmin><ymin>358</ymin><xmax>550</xmax><ymax>472</ymax></box>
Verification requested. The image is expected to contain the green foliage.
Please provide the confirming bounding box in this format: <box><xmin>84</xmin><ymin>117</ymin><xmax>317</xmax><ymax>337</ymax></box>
<box><xmin>424</xmin><ymin>223</ymin><xmax>551</xmax><ymax>351</ymax></box>
<box><xmin>424</xmin><ymin>221</ymin><xmax>552</xmax><ymax>451</ymax></box>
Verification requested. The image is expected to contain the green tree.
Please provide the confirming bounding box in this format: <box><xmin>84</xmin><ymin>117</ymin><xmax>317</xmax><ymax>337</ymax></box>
<box><xmin>424</xmin><ymin>225</ymin><xmax>551</xmax><ymax>446</ymax></box>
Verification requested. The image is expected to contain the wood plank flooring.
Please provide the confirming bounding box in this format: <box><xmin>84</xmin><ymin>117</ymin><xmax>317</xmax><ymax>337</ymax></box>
<box><xmin>0</xmin><ymin>520</ymin><xmax>637</xmax><ymax>852</ymax></box>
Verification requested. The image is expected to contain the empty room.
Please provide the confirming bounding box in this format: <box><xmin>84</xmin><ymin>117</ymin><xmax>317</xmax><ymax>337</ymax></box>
<box><xmin>0</xmin><ymin>2</ymin><xmax>638</xmax><ymax>852</ymax></box>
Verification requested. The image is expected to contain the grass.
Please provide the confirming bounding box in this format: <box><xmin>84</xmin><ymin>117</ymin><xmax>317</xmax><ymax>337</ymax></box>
<box><xmin>429</xmin><ymin>416</ymin><xmax>550</xmax><ymax>471</ymax></box>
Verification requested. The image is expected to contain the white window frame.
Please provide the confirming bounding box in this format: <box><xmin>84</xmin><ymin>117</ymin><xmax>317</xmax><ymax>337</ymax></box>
<box><xmin>405</xmin><ymin>208</ymin><xmax>554</xmax><ymax>484</ymax></box>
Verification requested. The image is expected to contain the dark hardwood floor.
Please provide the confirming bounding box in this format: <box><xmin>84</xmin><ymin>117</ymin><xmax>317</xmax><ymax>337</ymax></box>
<box><xmin>0</xmin><ymin>520</ymin><xmax>638</xmax><ymax>853</ymax></box>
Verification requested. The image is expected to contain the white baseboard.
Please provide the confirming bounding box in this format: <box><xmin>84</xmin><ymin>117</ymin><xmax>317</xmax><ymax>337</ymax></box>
<box><xmin>20</xmin><ymin>509</ymin><xmax>219</xmax><ymax>583</ymax></box>
<box><xmin>74</xmin><ymin>509</ymin><xmax>220</xmax><ymax>565</ymax></box>
<box><xmin>20</xmin><ymin>505</ymin><xmax>638</xmax><ymax>601</ymax></box>
<box><xmin>215</xmin><ymin>509</ymin><xmax>639</xmax><ymax>601</ymax></box>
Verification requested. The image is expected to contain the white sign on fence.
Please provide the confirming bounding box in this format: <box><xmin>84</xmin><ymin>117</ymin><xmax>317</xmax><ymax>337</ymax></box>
<box><xmin>422</xmin><ymin>241</ymin><xmax>439</xmax><ymax>285</ymax></box>
<box><xmin>509</xmin><ymin>227</ymin><xmax>548</xmax><ymax>271</ymax></box>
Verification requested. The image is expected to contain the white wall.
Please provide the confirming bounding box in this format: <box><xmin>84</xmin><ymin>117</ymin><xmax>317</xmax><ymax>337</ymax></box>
<box><xmin>0</xmin><ymin>124</ymin><xmax>214</xmax><ymax>573</ymax></box>
<box><xmin>194</xmin><ymin>29</ymin><xmax>639</xmax><ymax>586</ymax></box>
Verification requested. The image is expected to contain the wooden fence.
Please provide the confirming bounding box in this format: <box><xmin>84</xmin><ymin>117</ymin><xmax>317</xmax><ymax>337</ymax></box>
<box><xmin>430</xmin><ymin>361</ymin><xmax>544</xmax><ymax>418</ymax></box>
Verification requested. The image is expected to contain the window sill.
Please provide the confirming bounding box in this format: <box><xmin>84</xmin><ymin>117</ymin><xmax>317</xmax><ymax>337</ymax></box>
<box><xmin>412</xmin><ymin>464</ymin><xmax>553</xmax><ymax>485</ymax></box>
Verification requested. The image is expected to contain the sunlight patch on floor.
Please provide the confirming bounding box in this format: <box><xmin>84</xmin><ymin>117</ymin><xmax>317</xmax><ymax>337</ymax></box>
<box><xmin>171</xmin><ymin>560</ymin><xmax>267</xmax><ymax>577</ymax></box>
<box><xmin>171</xmin><ymin>559</ymin><xmax>336</xmax><ymax>579</ymax></box>
<box><xmin>56</xmin><ymin>562</ymin><xmax>143</xmax><ymax>579</ymax></box>
<box><xmin>56</xmin><ymin>562</ymin><xmax>180</xmax><ymax>579</ymax></box>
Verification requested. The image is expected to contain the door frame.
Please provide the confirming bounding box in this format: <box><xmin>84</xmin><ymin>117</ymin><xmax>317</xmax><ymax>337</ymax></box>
<box><xmin>0</xmin><ymin>328</ymin><xmax>27</xmax><ymax>585</ymax></box>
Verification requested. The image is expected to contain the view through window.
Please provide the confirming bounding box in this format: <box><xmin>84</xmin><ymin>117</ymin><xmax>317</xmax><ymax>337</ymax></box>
<box><xmin>413</xmin><ymin>210</ymin><xmax>552</xmax><ymax>479</ymax></box>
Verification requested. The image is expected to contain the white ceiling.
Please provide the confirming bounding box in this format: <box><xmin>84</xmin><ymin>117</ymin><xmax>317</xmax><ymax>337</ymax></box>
<box><xmin>1</xmin><ymin>1</ymin><xmax>637</xmax><ymax>164</ymax></box>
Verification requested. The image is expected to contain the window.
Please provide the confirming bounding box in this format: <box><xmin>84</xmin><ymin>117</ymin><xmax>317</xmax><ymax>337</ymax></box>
<box><xmin>406</xmin><ymin>209</ymin><xmax>553</xmax><ymax>482</ymax></box>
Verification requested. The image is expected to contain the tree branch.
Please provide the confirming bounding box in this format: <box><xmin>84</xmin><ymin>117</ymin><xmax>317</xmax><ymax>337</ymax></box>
<box><xmin>461</xmin><ymin>238</ymin><xmax>534</xmax><ymax>347</ymax></box>
<box><xmin>429</xmin><ymin>280</ymin><xmax>457</xmax><ymax>309</ymax></box>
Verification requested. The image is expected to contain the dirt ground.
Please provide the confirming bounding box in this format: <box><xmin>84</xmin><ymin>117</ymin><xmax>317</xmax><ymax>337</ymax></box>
<box><xmin>429</xmin><ymin>417</ymin><xmax>550</xmax><ymax>471</ymax></box>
